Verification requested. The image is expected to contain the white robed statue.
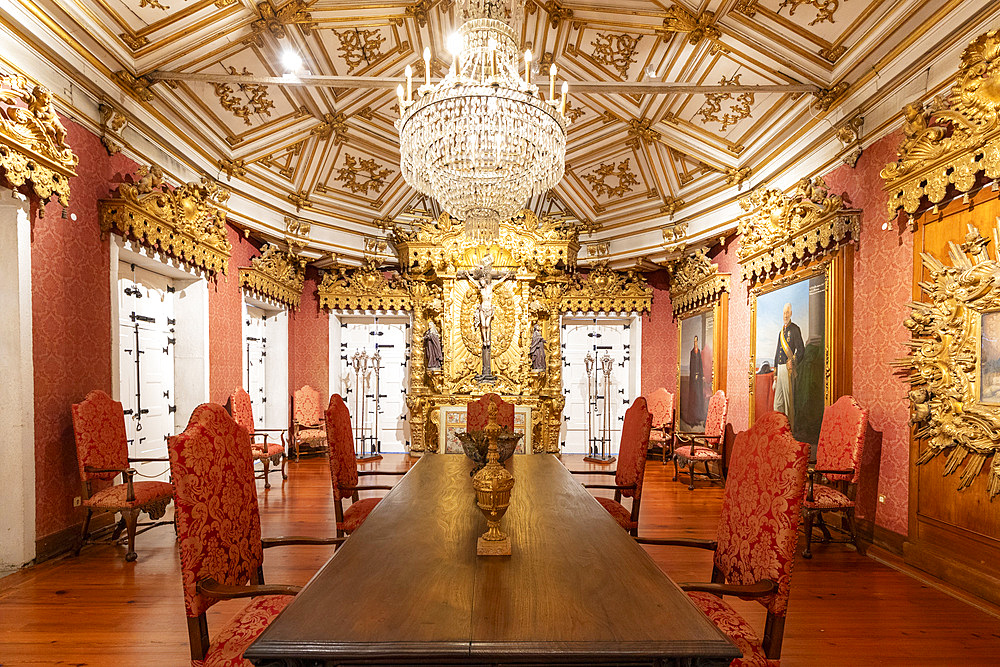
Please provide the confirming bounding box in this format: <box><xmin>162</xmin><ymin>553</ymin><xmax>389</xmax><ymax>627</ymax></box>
<box><xmin>458</xmin><ymin>254</ymin><xmax>513</xmax><ymax>381</ymax></box>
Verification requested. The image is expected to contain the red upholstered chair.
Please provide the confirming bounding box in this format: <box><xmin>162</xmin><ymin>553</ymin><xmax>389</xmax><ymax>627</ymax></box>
<box><xmin>647</xmin><ymin>387</ymin><xmax>676</xmax><ymax>463</ymax></box>
<box><xmin>571</xmin><ymin>397</ymin><xmax>653</xmax><ymax>536</ymax></box>
<box><xmin>673</xmin><ymin>389</ymin><xmax>728</xmax><ymax>490</ymax></box>
<box><xmin>169</xmin><ymin>403</ymin><xmax>343</xmax><ymax>666</ymax></box>
<box><xmin>802</xmin><ymin>395</ymin><xmax>869</xmax><ymax>558</ymax></box>
<box><xmin>638</xmin><ymin>411</ymin><xmax>809</xmax><ymax>666</ymax></box>
<box><xmin>326</xmin><ymin>394</ymin><xmax>406</xmax><ymax>537</ymax></box>
<box><xmin>71</xmin><ymin>390</ymin><xmax>173</xmax><ymax>562</ymax></box>
<box><xmin>228</xmin><ymin>387</ymin><xmax>286</xmax><ymax>489</ymax></box>
<box><xmin>290</xmin><ymin>385</ymin><xmax>327</xmax><ymax>461</ymax></box>
<box><xmin>467</xmin><ymin>393</ymin><xmax>515</xmax><ymax>432</ymax></box>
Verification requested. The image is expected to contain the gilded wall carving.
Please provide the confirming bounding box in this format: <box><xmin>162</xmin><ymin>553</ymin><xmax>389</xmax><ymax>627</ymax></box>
<box><xmin>317</xmin><ymin>257</ymin><xmax>412</xmax><ymax>311</ymax></box>
<box><xmin>897</xmin><ymin>223</ymin><xmax>1000</xmax><ymax>499</ymax></box>
<box><xmin>560</xmin><ymin>262</ymin><xmax>652</xmax><ymax>314</ymax></box>
<box><xmin>98</xmin><ymin>165</ymin><xmax>232</xmax><ymax>274</ymax></box>
<box><xmin>239</xmin><ymin>243</ymin><xmax>306</xmax><ymax>308</ymax></box>
<box><xmin>0</xmin><ymin>75</ymin><xmax>78</xmax><ymax>207</ymax></box>
<box><xmin>737</xmin><ymin>176</ymin><xmax>860</xmax><ymax>284</ymax></box>
<box><xmin>882</xmin><ymin>30</ymin><xmax>1000</xmax><ymax>224</ymax></box>
<box><xmin>667</xmin><ymin>248</ymin><xmax>730</xmax><ymax>317</ymax></box>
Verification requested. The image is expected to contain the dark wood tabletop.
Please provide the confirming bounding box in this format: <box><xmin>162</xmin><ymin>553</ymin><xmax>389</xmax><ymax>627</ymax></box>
<box><xmin>245</xmin><ymin>454</ymin><xmax>739</xmax><ymax>666</ymax></box>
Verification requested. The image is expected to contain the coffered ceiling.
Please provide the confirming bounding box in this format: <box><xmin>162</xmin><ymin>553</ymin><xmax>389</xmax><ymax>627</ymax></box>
<box><xmin>15</xmin><ymin>0</ymin><xmax>981</xmax><ymax>259</ymax></box>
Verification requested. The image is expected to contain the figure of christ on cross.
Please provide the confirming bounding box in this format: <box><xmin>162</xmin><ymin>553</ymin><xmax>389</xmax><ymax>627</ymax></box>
<box><xmin>458</xmin><ymin>254</ymin><xmax>514</xmax><ymax>381</ymax></box>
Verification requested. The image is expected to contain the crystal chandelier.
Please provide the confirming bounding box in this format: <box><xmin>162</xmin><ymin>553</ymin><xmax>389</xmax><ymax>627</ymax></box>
<box><xmin>395</xmin><ymin>0</ymin><xmax>570</xmax><ymax>243</ymax></box>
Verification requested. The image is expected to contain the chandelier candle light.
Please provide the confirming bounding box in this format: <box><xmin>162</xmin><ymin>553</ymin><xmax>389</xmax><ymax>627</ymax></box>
<box><xmin>396</xmin><ymin>0</ymin><xmax>571</xmax><ymax>243</ymax></box>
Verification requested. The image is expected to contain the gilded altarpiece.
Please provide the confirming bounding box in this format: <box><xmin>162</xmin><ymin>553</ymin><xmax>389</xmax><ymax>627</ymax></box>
<box><xmin>318</xmin><ymin>210</ymin><xmax>651</xmax><ymax>454</ymax></box>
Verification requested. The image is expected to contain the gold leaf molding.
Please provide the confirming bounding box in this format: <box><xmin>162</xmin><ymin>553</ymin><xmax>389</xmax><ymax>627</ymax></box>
<box><xmin>667</xmin><ymin>248</ymin><xmax>729</xmax><ymax>317</ymax></box>
<box><xmin>317</xmin><ymin>258</ymin><xmax>412</xmax><ymax>312</ymax></box>
<box><xmin>239</xmin><ymin>244</ymin><xmax>306</xmax><ymax>308</ymax></box>
<box><xmin>560</xmin><ymin>262</ymin><xmax>652</xmax><ymax>314</ymax></box>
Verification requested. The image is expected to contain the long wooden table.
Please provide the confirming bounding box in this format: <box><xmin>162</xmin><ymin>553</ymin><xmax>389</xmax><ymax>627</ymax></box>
<box><xmin>245</xmin><ymin>454</ymin><xmax>739</xmax><ymax>666</ymax></box>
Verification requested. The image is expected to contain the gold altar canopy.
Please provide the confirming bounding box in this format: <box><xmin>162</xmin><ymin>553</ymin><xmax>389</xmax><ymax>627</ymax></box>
<box><xmin>319</xmin><ymin>210</ymin><xmax>651</xmax><ymax>454</ymax></box>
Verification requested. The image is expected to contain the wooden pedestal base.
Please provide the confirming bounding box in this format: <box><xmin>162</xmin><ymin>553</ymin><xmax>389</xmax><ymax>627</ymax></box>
<box><xmin>584</xmin><ymin>455</ymin><xmax>617</xmax><ymax>465</ymax></box>
<box><xmin>356</xmin><ymin>453</ymin><xmax>383</xmax><ymax>463</ymax></box>
<box><xmin>477</xmin><ymin>535</ymin><xmax>511</xmax><ymax>556</ymax></box>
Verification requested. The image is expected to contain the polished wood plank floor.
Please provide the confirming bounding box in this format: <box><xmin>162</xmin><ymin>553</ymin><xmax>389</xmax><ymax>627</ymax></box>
<box><xmin>1</xmin><ymin>454</ymin><xmax>998</xmax><ymax>666</ymax></box>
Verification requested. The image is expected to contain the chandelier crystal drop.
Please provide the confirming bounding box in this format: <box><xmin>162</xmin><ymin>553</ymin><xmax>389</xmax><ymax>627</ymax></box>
<box><xmin>395</xmin><ymin>0</ymin><xmax>570</xmax><ymax>242</ymax></box>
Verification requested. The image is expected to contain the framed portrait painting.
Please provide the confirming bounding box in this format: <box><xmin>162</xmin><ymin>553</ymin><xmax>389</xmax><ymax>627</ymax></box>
<box><xmin>678</xmin><ymin>309</ymin><xmax>716</xmax><ymax>433</ymax></box>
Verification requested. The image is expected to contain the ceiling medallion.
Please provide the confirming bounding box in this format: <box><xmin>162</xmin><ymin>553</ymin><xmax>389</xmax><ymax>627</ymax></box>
<box><xmin>395</xmin><ymin>0</ymin><xmax>570</xmax><ymax>244</ymax></box>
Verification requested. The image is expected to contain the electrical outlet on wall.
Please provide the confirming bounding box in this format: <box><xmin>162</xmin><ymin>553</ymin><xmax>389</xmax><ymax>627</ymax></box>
<box><xmin>878</xmin><ymin>494</ymin><xmax>886</xmax><ymax>503</ymax></box>
<box><xmin>73</xmin><ymin>496</ymin><xmax>81</xmax><ymax>507</ymax></box>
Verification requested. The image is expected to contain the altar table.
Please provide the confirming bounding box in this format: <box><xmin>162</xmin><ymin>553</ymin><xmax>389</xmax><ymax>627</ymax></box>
<box><xmin>245</xmin><ymin>454</ymin><xmax>739</xmax><ymax>666</ymax></box>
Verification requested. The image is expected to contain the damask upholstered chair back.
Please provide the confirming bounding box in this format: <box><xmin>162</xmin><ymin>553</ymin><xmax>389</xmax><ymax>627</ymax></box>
<box><xmin>227</xmin><ymin>387</ymin><xmax>287</xmax><ymax>488</ymax></box>
<box><xmin>467</xmin><ymin>393</ymin><xmax>515</xmax><ymax>432</ymax></box>
<box><xmin>704</xmin><ymin>390</ymin><xmax>728</xmax><ymax>442</ymax></box>
<box><xmin>816</xmin><ymin>395</ymin><xmax>868</xmax><ymax>484</ymax></box>
<box><xmin>714</xmin><ymin>410</ymin><xmax>808</xmax><ymax>620</ymax></box>
<box><xmin>325</xmin><ymin>394</ymin><xmax>358</xmax><ymax>502</ymax></box>
<box><xmin>169</xmin><ymin>403</ymin><xmax>264</xmax><ymax>620</ymax></box>
<box><xmin>293</xmin><ymin>385</ymin><xmax>324</xmax><ymax>426</ymax></box>
<box><xmin>616</xmin><ymin>397</ymin><xmax>654</xmax><ymax>501</ymax></box>
<box><xmin>228</xmin><ymin>387</ymin><xmax>256</xmax><ymax>436</ymax></box>
<box><xmin>648</xmin><ymin>388</ymin><xmax>675</xmax><ymax>430</ymax></box>
<box><xmin>72</xmin><ymin>389</ymin><xmax>129</xmax><ymax>483</ymax></box>
<box><xmin>673</xmin><ymin>390</ymin><xmax>729</xmax><ymax>490</ymax></box>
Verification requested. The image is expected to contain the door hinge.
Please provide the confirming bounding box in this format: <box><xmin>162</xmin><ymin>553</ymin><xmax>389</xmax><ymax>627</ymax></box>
<box><xmin>167</xmin><ymin>317</ymin><xmax>176</xmax><ymax>326</ymax></box>
<box><xmin>168</xmin><ymin>404</ymin><xmax>177</xmax><ymax>414</ymax></box>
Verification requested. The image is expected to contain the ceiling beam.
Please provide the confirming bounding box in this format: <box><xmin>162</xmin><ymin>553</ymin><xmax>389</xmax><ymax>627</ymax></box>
<box><xmin>146</xmin><ymin>71</ymin><xmax>819</xmax><ymax>95</ymax></box>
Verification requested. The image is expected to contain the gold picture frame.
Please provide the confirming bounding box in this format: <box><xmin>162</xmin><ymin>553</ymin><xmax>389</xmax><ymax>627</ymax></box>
<box><xmin>676</xmin><ymin>298</ymin><xmax>728</xmax><ymax>433</ymax></box>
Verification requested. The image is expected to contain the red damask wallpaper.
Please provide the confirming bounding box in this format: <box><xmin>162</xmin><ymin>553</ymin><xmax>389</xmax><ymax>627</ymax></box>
<box><xmin>640</xmin><ymin>270</ymin><xmax>678</xmax><ymax>399</ymax></box>
<box><xmin>208</xmin><ymin>227</ymin><xmax>259</xmax><ymax>405</ymax></box>
<box><xmin>711</xmin><ymin>237</ymin><xmax>750</xmax><ymax>433</ymax></box>
<box><xmin>32</xmin><ymin>118</ymin><xmax>137</xmax><ymax>541</ymax></box>
<box><xmin>289</xmin><ymin>267</ymin><xmax>329</xmax><ymax>401</ymax></box>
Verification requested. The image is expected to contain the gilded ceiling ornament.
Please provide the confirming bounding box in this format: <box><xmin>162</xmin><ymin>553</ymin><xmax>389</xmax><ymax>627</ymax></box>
<box><xmin>657</xmin><ymin>4</ymin><xmax>720</xmax><ymax>45</ymax></box>
<box><xmin>256</xmin><ymin>140</ymin><xmax>303</xmax><ymax>179</ymax></box>
<box><xmin>667</xmin><ymin>247</ymin><xmax>729</xmax><ymax>317</ymax></box>
<box><xmin>625</xmin><ymin>117</ymin><xmax>660</xmax><ymax>148</ymax></box>
<box><xmin>724</xmin><ymin>165</ymin><xmax>752</xmax><ymax>189</ymax></box>
<box><xmin>138</xmin><ymin>0</ymin><xmax>170</xmax><ymax>10</ymax></box>
<box><xmin>333</xmin><ymin>29</ymin><xmax>386</xmax><ymax>73</ymax></box>
<box><xmin>589</xmin><ymin>33</ymin><xmax>642</xmax><ymax>79</ymax></box>
<box><xmin>660</xmin><ymin>196</ymin><xmax>685</xmax><ymax>217</ymax></box>
<box><xmin>335</xmin><ymin>154</ymin><xmax>392</xmax><ymax>195</ymax></box>
<box><xmin>289</xmin><ymin>189</ymin><xmax>313</xmax><ymax>210</ymax></box>
<box><xmin>882</xmin><ymin>30</ymin><xmax>1000</xmax><ymax>224</ymax></box>
<box><xmin>737</xmin><ymin>176</ymin><xmax>859</xmax><ymax>284</ymax></box>
<box><xmin>213</xmin><ymin>67</ymin><xmax>275</xmax><ymax>126</ymax></box>
<box><xmin>99</xmin><ymin>104</ymin><xmax>127</xmax><ymax>156</ymax></box>
<box><xmin>733</xmin><ymin>0</ymin><xmax>757</xmax><ymax>17</ymax></box>
<box><xmin>250</xmin><ymin>0</ymin><xmax>316</xmax><ymax>42</ymax></box>
<box><xmin>120</xmin><ymin>33</ymin><xmax>149</xmax><ymax>50</ymax></box>
<box><xmin>363</xmin><ymin>235</ymin><xmax>389</xmax><ymax>257</ymax></box>
<box><xmin>696</xmin><ymin>74</ymin><xmax>754</xmax><ymax>131</ymax></box>
<box><xmin>561</xmin><ymin>99</ymin><xmax>585</xmax><ymax>122</ymax></box>
<box><xmin>777</xmin><ymin>0</ymin><xmax>839</xmax><ymax>26</ymax></box>
<box><xmin>582</xmin><ymin>158</ymin><xmax>639</xmax><ymax>198</ymax></box>
<box><xmin>836</xmin><ymin>115</ymin><xmax>863</xmax><ymax>168</ymax></box>
<box><xmin>218</xmin><ymin>157</ymin><xmax>247</xmax><ymax>180</ymax></box>
<box><xmin>99</xmin><ymin>166</ymin><xmax>232</xmax><ymax>274</ymax></box>
<box><xmin>587</xmin><ymin>241</ymin><xmax>610</xmax><ymax>258</ymax></box>
<box><xmin>820</xmin><ymin>45</ymin><xmax>847</xmax><ymax>63</ymax></box>
<box><xmin>311</xmin><ymin>112</ymin><xmax>349</xmax><ymax>145</ymax></box>
<box><xmin>0</xmin><ymin>76</ymin><xmax>78</xmax><ymax>207</ymax></box>
<box><xmin>811</xmin><ymin>81</ymin><xmax>849</xmax><ymax>112</ymax></box>
<box><xmin>896</xmin><ymin>222</ymin><xmax>1000</xmax><ymax>499</ymax></box>
<box><xmin>285</xmin><ymin>216</ymin><xmax>311</xmax><ymax>238</ymax></box>
<box><xmin>114</xmin><ymin>71</ymin><xmax>154</xmax><ymax>102</ymax></box>
<box><xmin>239</xmin><ymin>243</ymin><xmax>307</xmax><ymax>308</ymax></box>
<box><xmin>661</xmin><ymin>220</ymin><xmax>689</xmax><ymax>252</ymax></box>
<box><xmin>540</xmin><ymin>0</ymin><xmax>573</xmax><ymax>29</ymax></box>
<box><xmin>560</xmin><ymin>262</ymin><xmax>652</xmax><ymax>314</ymax></box>
<box><xmin>405</xmin><ymin>0</ymin><xmax>434</xmax><ymax>28</ymax></box>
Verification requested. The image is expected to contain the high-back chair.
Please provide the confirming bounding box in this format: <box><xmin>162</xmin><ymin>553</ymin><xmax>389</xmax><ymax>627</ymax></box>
<box><xmin>290</xmin><ymin>385</ymin><xmax>327</xmax><ymax>461</ymax></box>
<box><xmin>326</xmin><ymin>394</ymin><xmax>407</xmax><ymax>537</ymax></box>
<box><xmin>802</xmin><ymin>395</ymin><xmax>869</xmax><ymax>558</ymax></box>
<box><xmin>169</xmin><ymin>403</ymin><xmax>343</xmax><ymax>665</ymax></box>
<box><xmin>71</xmin><ymin>389</ymin><xmax>173</xmax><ymax>562</ymax></box>
<box><xmin>572</xmin><ymin>397</ymin><xmax>653</xmax><ymax>536</ymax></box>
<box><xmin>228</xmin><ymin>387</ymin><xmax>286</xmax><ymax>488</ymax></box>
<box><xmin>467</xmin><ymin>393</ymin><xmax>515</xmax><ymax>432</ymax></box>
<box><xmin>673</xmin><ymin>389</ymin><xmax>728</xmax><ymax>490</ymax></box>
<box><xmin>647</xmin><ymin>387</ymin><xmax>676</xmax><ymax>463</ymax></box>
<box><xmin>639</xmin><ymin>411</ymin><xmax>809</xmax><ymax>665</ymax></box>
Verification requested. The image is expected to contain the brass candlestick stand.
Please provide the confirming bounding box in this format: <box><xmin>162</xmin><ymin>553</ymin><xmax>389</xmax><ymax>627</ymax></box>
<box><xmin>473</xmin><ymin>403</ymin><xmax>515</xmax><ymax>556</ymax></box>
<box><xmin>584</xmin><ymin>351</ymin><xmax>616</xmax><ymax>464</ymax></box>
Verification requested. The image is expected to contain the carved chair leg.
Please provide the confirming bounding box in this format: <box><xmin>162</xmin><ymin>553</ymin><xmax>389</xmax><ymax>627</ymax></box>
<box><xmin>672</xmin><ymin>455</ymin><xmax>680</xmax><ymax>482</ymax></box>
<box><xmin>111</xmin><ymin>515</ymin><xmax>126</xmax><ymax>541</ymax></box>
<box><xmin>262</xmin><ymin>456</ymin><xmax>271</xmax><ymax>489</ymax></box>
<box><xmin>802</xmin><ymin>509</ymin><xmax>815</xmax><ymax>559</ymax></box>
<box><xmin>75</xmin><ymin>509</ymin><xmax>93</xmax><ymax>556</ymax></box>
<box><xmin>845</xmin><ymin>509</ymin><xmax>859</xmax><ymax>552</ymax></box>
<box><xmin>295</xmin><ymin>438</ymin><xmax>301</xmax><ymax>462</ymax></box>
<box><xmin>122</xmin><ymin>508</ymin><xmax>140</xmax><ymax>562</ymax></box>
<box><xmin>816</xmin><ymin>514</ymin><xmax>833</xmax><ymax>543</ymax></box>
<box><xmin>280</xmin><ymin>451</ymin><xmax>287</xmax><ymax>480</ymax></box>
<box><xmin>688</xmin><ymin>459</ymin><xmax>696</xmax><ymax>491</ymax></box>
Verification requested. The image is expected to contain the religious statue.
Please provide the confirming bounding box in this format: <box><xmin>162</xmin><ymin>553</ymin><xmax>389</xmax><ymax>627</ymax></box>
<box><xmin>425</xmin><ymin>320</ymin><xmax>443</xmax><ymax>370</ymax></box>
<box><xmin>530</xmin><ymin>324</ymin><xmax>545</xmax><ymax>371</ymax></box>
<box><xmin>458</xmin><ymin>254</ymin><xmax>514</xmax><ymax>382</ymax></box>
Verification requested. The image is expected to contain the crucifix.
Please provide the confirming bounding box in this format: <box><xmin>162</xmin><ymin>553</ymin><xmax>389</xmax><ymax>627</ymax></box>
<box><xmin>458</xmin><ymin>254</ymin><xmax>514</xmax><ymax>382</ymax></box>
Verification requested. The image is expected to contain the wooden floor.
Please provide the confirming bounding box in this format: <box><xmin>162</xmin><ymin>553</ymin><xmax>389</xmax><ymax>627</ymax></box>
<box><xmin>1</xmin><ymin>454</ymin><xmax>998</xmax><ymax>666</ymax></box>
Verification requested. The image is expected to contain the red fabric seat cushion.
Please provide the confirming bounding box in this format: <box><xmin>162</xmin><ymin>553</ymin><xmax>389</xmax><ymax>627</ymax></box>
<box><xmin>595</xmin><ymin>496</ymin><xmax>634</xmax><ymax>531</ymax></box>
<box><xmin>802</xmin><ymin>484</ymin><xmax>853</xmax><ymax>509</ymax></box>
<box><xmin>674</xmin><ymin>445</ymin><xmax>721</xmax><ymax>461</ymax></box>
<box><xmin>296</xmin><ymin>428</ymin><xmax>325</xmax><ymax>441</ymax></box>
<box><xmin>83</xmin><ymin>480</ymin><xmax>173</xmax><ymax>510</ymax></box>
<box><xmin>194</xmin><ymin>594</ymin><xmax>294</xmax><ymax>667</ymax></box>
<box><xmin>338</xmin><ymin>497</ymin><xmax>381</xmax><ymax>534</ymax></box>
<box><xmin>687</xmin><ymin>591</ymin><xmax>776</xmax><ymax>667</ymax></box>
<box><xmin>252</xmin><ymin>443</ymin><xmax>283</xmax><ymax>459</ymax></box>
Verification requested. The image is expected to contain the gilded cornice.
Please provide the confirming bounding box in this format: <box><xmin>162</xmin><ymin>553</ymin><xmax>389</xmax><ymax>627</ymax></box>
<box><xmin>896</xmin><ymin>223</ymin><xmax>1000</xmax><ymax>499</ymax></box>
<box><xmin>0</xmin><ymin>75</ymin><xmax>78</xmax><ymax>207</ymax></box>
<box><xmin>560</xmin><ymin>262</ymin><xmax>652</xmax><ymax>314</ymax></box>
<box><xmin>668</xmin><ymin>248</ymin><xmax>730</xmax><ymax>318</ymax></box>
<box><xmin>317</xmin><ymin>257</ymin><xmax>412</xmax><ymax>311</ymax></box>
<box><xmin>239</xmin><ymin>244</ymin><xmax>306</xmax><ymax>308</ymax></box>
<box><xmin>882</xmin><ymin>30</ymin><xmax>1000</xmax><ymax>222</ymax></box>
<box><xmin>737</xmin><ymin>176</ymin><xmax>859</xmax><ymax>284</ymax></box>
<box><xmin>99</xmin><ymin>165</ymin><xmax>232</xmax><ymax>274</ymax></box>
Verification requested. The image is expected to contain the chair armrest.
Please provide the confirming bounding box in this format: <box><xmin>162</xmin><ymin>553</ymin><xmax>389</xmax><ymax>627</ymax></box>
<box><xmin>85</xmin><ymin>466</ymin><xmax>136</xmax><ymax>501</ymax></box>
<box><xmin>196</xmin><ymin>577</ymin><xmax>301</xmax><ymax>599</ymax></box>
<box><xmin>358</xmin><ymin>470</ymin><xmax>408</xmax><ymax>476</ymax></box>
<box><xmin>679</xmin><ymin>579</ymin><xmax>777</xmax><ymax>599</ymax></box>
<box><xmin>84</xmin><ymin>466</ymin><xmax>130</xmax><ymax>475</ymax></box>
<box><xmin>675</xmin><ymin>432</ymin><xmax>721</xmax><ymax>444</ymax></box>
<box><xmin>127</xmin><ymin>457</ymin><xmax>169</xmax><ymax>464</ymax></box>
<box><xmin>810</xmin><ymin>467</ymin><xmax>855</xmax><ymax>476</ymax></box>
<box><xmin>262</xmin><ymin>536</ymin><xmax>346</xmax><ymax>548</ymax></box>
<box><xmin>583</xmin><ymin>483</ymin><xmax>635</xmax><ymax>491</ymax></box>
<box><xmin>345</xmin><ymin>484</ymin><xmax>395</xmax><ymax>491</ymax></box>
<box><xmin>634</xmin><ymin>536</ymin><xmax>717</xmax><ymax>551</ymax></box>
<box><xmin>568</xmin><ymin>469</ymin><xmax>616</xmax><ymax>475</ymax></box>
<box><xmin>255</xmin><ymin>428</ymin><xmax>287</xmax><ymax>433</ymax></box>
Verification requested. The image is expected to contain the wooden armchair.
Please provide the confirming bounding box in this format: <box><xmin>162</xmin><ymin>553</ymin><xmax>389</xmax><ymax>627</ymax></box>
<box><xmin>673</xmin><ymin>389</ymin><xmax>728</xmax><ymax>490</ymax></box>
<box><xmin>169</xmin><ymin>403</ymin><xmax>344</xmax><ymax>665</ymax></box>
<box><xmin>228</xmin><ymin>387</ymin><xmax>286</xmax><ymax>489</ymax></box>
<box><xmin>802</xmin><ymin>395</ymin><xmax>869</xmax><ymax>558</ymax></box>
<box><xmin>326</xmin><ymin>394</ymin><xmax>407</xmax><ymax>537</ymax></box>
<box><xmin>289</xmin><ymin>385</ymin><xmax>327</xmax><ymax>461</ymax></box>
<box><xmin>71</xmin><ymin>389</ymin><xmax>173</xmax><ymax>562</ymax></box>
<box><xmin>638</xmin><ymin>411</ymin><xmax>809</xmax><ymax>666</ymax></box>
<box><xmin>571</xmin><ymin>397</ymin><xmax>653</xmax><ymax>536</ymax></box>
<box><xmin>646</xmin><ymin>387</ymin><xmax>675</xmax><ymax>463</ymax></box>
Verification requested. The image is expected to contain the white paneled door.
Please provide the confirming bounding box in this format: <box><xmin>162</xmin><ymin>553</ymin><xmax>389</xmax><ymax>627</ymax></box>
<box><xmin>117</xmin><ymin>262</ymin><xmax>174</xmax><ymax>482</ymax></box>
<box><xmin>244</xmin><ymin>304</ymin><xmax>267</xmax><ymax>428</ymax></box>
